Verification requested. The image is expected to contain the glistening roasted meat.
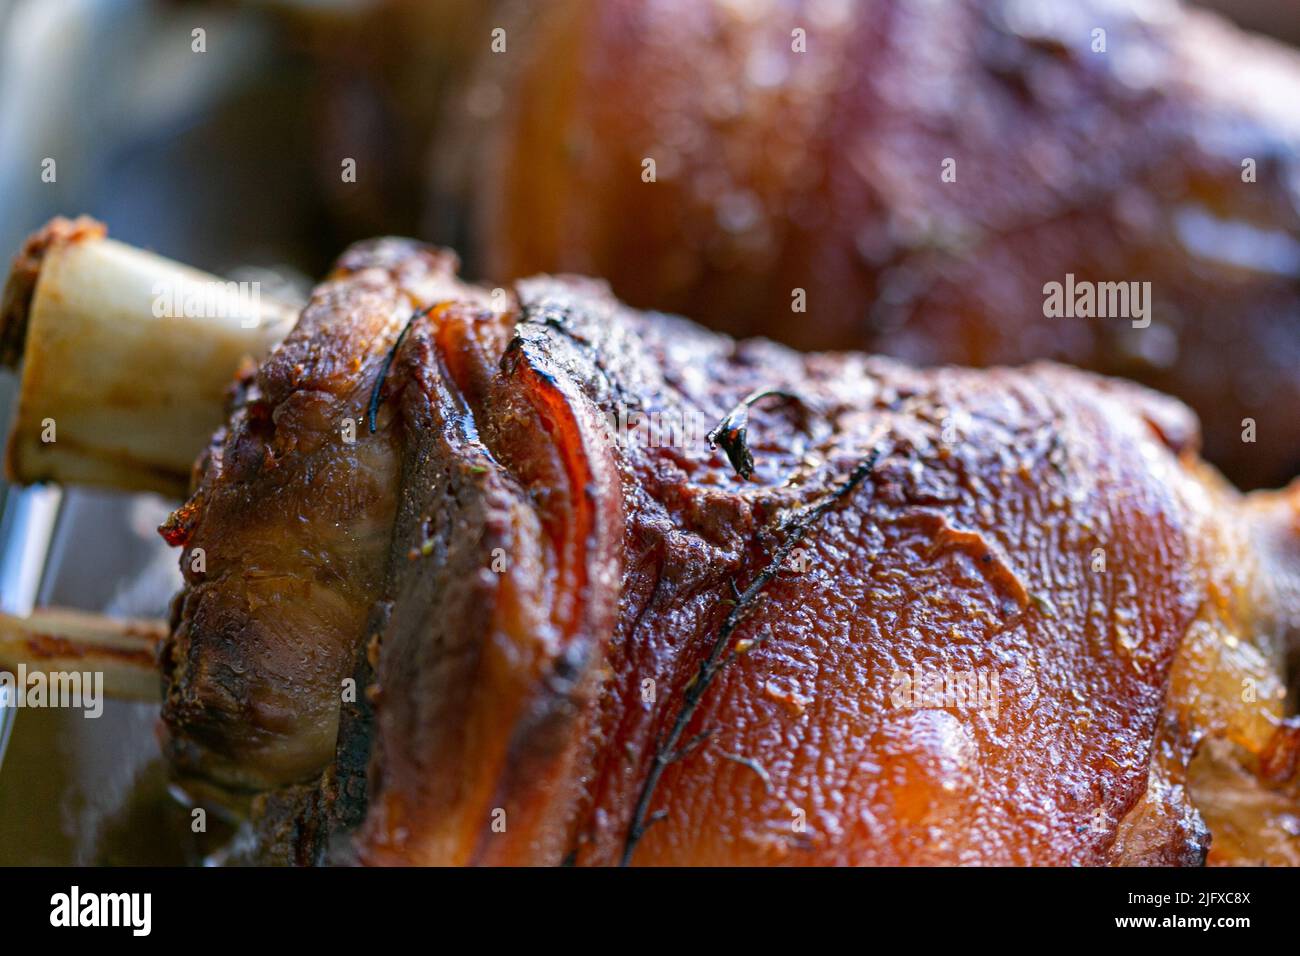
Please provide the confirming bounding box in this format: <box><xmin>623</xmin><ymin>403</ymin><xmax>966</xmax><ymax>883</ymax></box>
<box><xmin>157</xmin><ymin>243</ymin><xmax>489</xmax><ymax>788</ymax></box>
<box><xmin>159</xmin><ymin>238</ymin><xmax>1300</xmax><ymax>865</ymax></box>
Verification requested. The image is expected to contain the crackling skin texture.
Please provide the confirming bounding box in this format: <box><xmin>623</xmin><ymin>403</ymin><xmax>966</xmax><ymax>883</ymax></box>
<box><xmin>458</xmin><ymin>0</ymin><xmax>1300</xmax><ymax>490</ymax></box>
<box><xmin>160</xmin><ymin>238</ymin><xmax>1300</xmax><ymax>865</ymax></box>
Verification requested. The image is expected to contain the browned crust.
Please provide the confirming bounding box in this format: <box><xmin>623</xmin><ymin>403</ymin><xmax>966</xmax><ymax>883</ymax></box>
<box><xmin>0</xmin><ymin>216</ymin><xmax>106</xmax><ymax>369</ymax></box>
<box><xmin>151</xmin><ymin>235</ymin><xmax>1298</xmax><ymax>865</ymax></box>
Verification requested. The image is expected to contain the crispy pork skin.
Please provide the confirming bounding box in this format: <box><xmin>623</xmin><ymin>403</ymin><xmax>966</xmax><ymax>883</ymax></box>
<box><xmin>159</xmin><ymin>237</ymin><xmax>1300</xmax><ymax>864</ymax></box>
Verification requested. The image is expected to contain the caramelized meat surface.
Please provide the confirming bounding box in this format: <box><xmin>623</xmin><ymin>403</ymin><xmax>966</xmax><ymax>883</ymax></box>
<box><xmin>162</xmin><ymin>238</ymin><xmax>1300</xmax><ymax>864</ymax></box>
<box><xmin>158</xmin><ymin>241</ymin><xmax>485</xmax><ymax>788</ymax></box>
<box><xmin>459</xmin><ymin>0</ymin><xmax>1300</xmax><ymax>489</ymax></box>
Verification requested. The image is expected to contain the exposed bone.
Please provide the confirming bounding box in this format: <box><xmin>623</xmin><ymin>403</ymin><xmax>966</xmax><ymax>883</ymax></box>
<box><xmin>1</xmin><ymin>217</ymin><xmax>298</xmax><ymax>497</ymax></box>
<box><xmin>0</xmin><ymin>607</ymin><xmax>164</xmax><ymax>702</ymax></box>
